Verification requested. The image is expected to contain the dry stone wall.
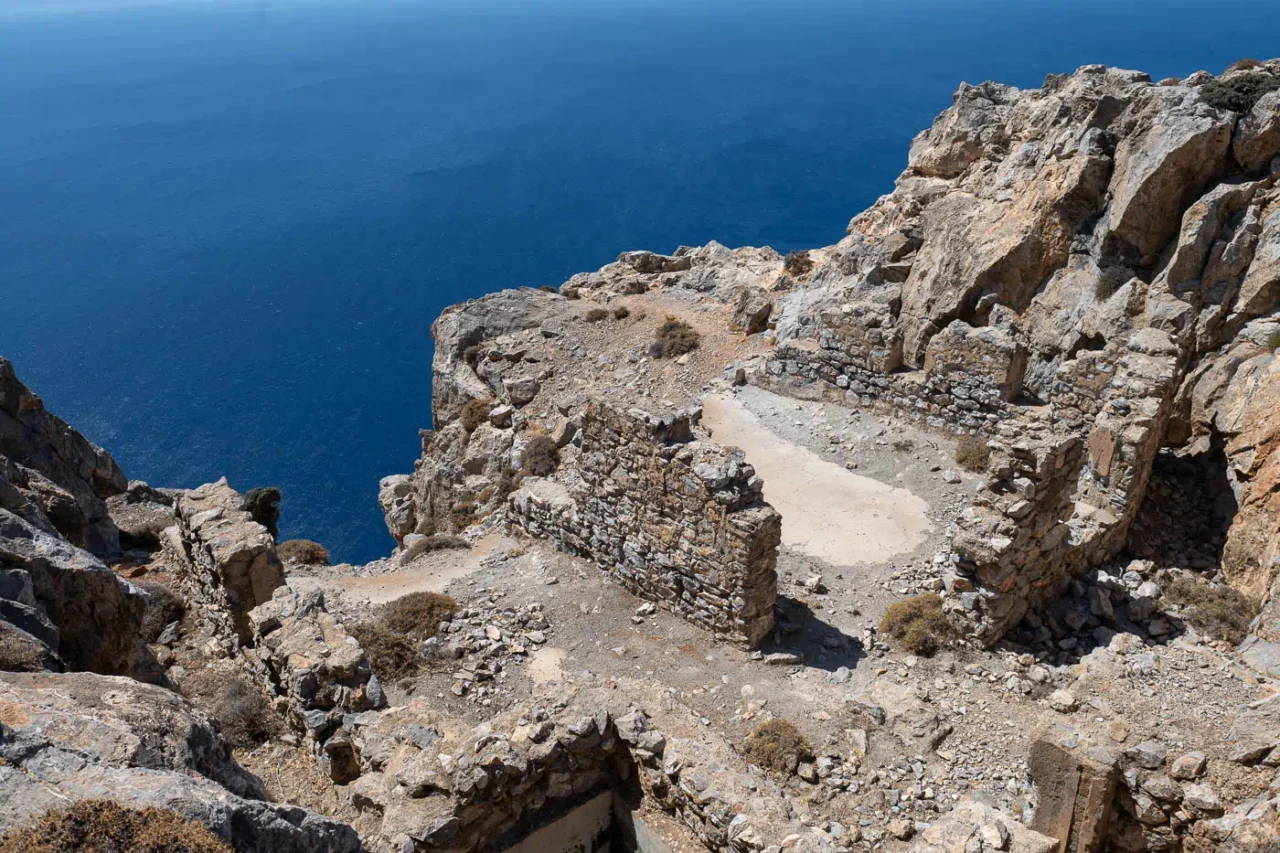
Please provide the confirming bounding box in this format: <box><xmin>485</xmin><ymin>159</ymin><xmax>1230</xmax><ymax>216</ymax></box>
<box><xmin>508</xmin><ymin>402</ymin><xmax>780</xmax><ymax>648</ymax></box>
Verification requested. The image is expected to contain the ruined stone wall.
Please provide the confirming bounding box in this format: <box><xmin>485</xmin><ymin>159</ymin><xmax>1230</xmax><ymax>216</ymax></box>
<box><xmin>508</xmin><ymin>403</ymin><xmax>780</xmax><ymax>648</ymax></box>
<box><xmin>760</xmin><ymin>312</ymin><xmax>1026</xmax><ymax>435</ymax></box>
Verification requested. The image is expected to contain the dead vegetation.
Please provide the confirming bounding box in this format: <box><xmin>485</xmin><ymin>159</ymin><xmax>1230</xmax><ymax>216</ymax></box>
<box><xmin>954</xmin><ymin>435</ymin><xmax>991</xmax><ymax>472</ymax></box>
<box><xmin>1164</xmin><ymin>576</ymin><xmax>1260</xmax><ymax>644</ymax></box>
<box><xmin>742</xmin><ymin>718</ymin><xmax>813</xmax><ymax>774</ymax></box>
<box><xmin>276</xmin><ymin>539</ymin><xmax>330</xmax><ymax>565</ymax></box>
<box><xmin>460</xmin><ymin>398</ymin><xmax>493</xmax><ymax>433</ymax></box>
<box><xmin>137</xmin><ymin>580</ymin><xmax>184</xmax><ymax>644</ymax></box>
<box><xmin>0</xmin><ymin>799</ymin><xmax>230</xmax><ymax>853</ymax></box>
<box><xmin>382</xmin><ymin>591</ymin><xmax>459</xmax><ymax>640</ymax></box>
<box><xmin>584</xmin><ymin>307</ymin><xmax>609</xmax><ymax>322</ymax></box>
<box><xmin>613</xmin><ymin>305</ymin><xmax>631</xmax><ymax>320</ymax></box>
<box><xmin>783</xmin><ymin>249</ymin><xmax>813</xmax><ymax>277</ymax></box>
<box><xmin>880</xmin><ymin>593</ymin><xmax>954</xmax><ymax>656</ymax></box>
<box><xmin>351</xmin><ymin>592</ymin><xmax>460</xmax><ymax>682</ymax></box>
<box><xmin>520</xmin><ymin>436</ymin><xmax>559</xmax><ymax>477</ymax></box>
<box><xmin>213</xmin><ymin>678</ymin><xmax>281</xmax><ymax>749</ymax></box>
<box><xmin>650</xmin><ymin>316</ymin><xmax>701</xmax><ymax>358</ymax></box>
<box><xmin>891</xmin><ymin>439</ymin><xmax>915</xmax><ymax>453</ymax></box>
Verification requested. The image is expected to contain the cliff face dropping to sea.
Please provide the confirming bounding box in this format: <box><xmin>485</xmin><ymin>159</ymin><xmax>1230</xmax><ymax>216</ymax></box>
<box><xmin>5</xmin><ymin>61</ymin><xmax>1280</xmax><ymax>853</ymax></box>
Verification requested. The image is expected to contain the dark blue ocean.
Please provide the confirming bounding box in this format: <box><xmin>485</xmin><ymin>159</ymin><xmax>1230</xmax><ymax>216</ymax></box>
<box><xmin>3</xmin><ymin>0</ymin><xmax>1278</xmax><ymax>562</ymax></box>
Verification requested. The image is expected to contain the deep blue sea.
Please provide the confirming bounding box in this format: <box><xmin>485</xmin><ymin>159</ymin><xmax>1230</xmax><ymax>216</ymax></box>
<box><xmin>3</xmin><ymin>0</ymin><xmax>1278</xmax><ymax>562</ymax></box>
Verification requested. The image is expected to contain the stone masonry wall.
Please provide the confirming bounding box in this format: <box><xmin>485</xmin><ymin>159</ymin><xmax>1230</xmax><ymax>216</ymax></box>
<box><xmin>508</xmin><ymin>402</ymin><xmax>780</xmax><ymax>648</ymax></box>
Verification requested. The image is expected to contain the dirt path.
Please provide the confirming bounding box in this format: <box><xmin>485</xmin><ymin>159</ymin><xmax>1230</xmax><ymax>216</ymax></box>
<box><xmin>701</xmin><ymin>393</ymin><xmax>933</xmax><ymax>566</ymax></box>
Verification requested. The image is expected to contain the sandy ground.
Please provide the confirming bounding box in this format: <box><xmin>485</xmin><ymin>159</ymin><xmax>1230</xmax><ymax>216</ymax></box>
<box><xmin>702</xmin><ymin>393</ymin><xmax>932</xmax><ymax>565</ymax></box>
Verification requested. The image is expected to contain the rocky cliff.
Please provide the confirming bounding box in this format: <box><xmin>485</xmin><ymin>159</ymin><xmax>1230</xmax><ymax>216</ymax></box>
<box><xmin>5</xmin><ymin>57</ymin><xmax>1280</xmax><ymax>853</ymax></box>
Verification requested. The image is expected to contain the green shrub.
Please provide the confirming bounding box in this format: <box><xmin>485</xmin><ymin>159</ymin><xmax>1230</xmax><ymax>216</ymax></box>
<box><xmin>1199</xmin><ymin>71</ymin><xmax>1280</xmax><ymax>112</ymax></box>
<box><xmin>459</xmin><ymin>398</ymin><xmax>493</xmax><ymax>433</ymax></box>
<box><xmin>584</xmin><ymin>307</ymin><xmax>609</xmax><ymax>322</ymax></box>
<box><xmin>520</xmin><ymin>436</ymin><xmax>560</xmax><ymax>477</ymax></box>
<box><xmin>1164</xmin><ymin>576</ymin><xmax>1259</xmax><ymax>644</ymax></box>
<box><xmin>214</xmin><ymin>678</ymin><xmax>280</xmax><ymax>749</ymax></box>
<box><xmin>276</xmin><ymin>539</ymin><xmax>330</xmax><ymax>566</ymax></box>
<box><xmin>742</xmin><ymin>718</ymin><xmax>813</xmax><ymax>774</ymax></box>
<box><xmin>0</xmin><ymin>799</ymin><xmax>230</xmax><ymax>853</ymax></box>
<box><xmin>783</xmin><ymin>249</ymin><xmax>813</xmax><ymax>277</ymax></box>
<box><xmin>1267</xmin><ymin>331</ymin><xmax>1280</xmax><ymax>352</ymax></box>
<box><xmin>880</xmin><ymin>594</ymin><xmax>953</xmax><ymax>656</ymax></box>
<box><xmin>240</xmin><ymin>487</ymin><xmax>280</xmax><ymax>538</ymax></box>
<box><xmin>650</xmin><ymin>316</ymin><xmax>701</xmax><ymax>358</ymax></box>
<box><xmin>954</xmin><ymin>435</ymin><xmax>991</xmax><ymax>473</ymax></box>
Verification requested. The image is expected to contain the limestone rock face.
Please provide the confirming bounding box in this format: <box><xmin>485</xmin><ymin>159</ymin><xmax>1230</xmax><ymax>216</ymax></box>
<box><xmin>173</xmin><ymin>478</ymin><xmax>285</xmax><ymax>639</ymax></box>
<box><xmin>0</xmin><ymin>509</ymin><xmax>147</xmax><ymax>676</ymax></box>
<box><xmin>0</xmin><ymin>357</ymin><xmax>126</xmax><ymax>557</ymax></box>
<box><xmin>0</xmin><ymin>671</ymin><xmax>360</xmax><ymax>853</ymax></box>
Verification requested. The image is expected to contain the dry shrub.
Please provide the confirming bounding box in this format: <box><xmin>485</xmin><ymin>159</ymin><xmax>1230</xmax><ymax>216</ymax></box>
<box><xmin>584</xmin><ymin>307</ymin><xmax>609</xmax><ymax>322</ymax></box>
<box><xmin>137</xmin><ymin>580</ymin><xmax>184</xmax><ymax>644</ymax></box>
<box><xmin>215</xmin><ymin>678</ymin><xmax>280</xmax><ymax>749</ymax></box>
<box><xmin>954</xmin><ymin>435</ymin><xmax>991</xmax><ymax>473</ymax></box>
<box><xmin>350</xmin><ymin>622</ymin><xmax>418</xmax><ymax>682</ymax></box>
<box><xmin>650</xmin><ymin>316</ymin><xmax>700</xmax><ymax>358</ymax></box>
<box><xmin>1226</xmin><ymin>58</ymin><xmax>1264</xmax><ymax>72</ymax></box>
<box><xmin>460</xmin><ymin>398</ymin><xmax>493</xmax><ymax>433</ymax></box>
<box><xmin>783</xmin><ymin>249</ymin><xmax>814</xmax><ymax>276</ymax></box>
<box><xmin>539</xmin><ymin>285</ymin><xmax>558</xmax><ymax>293</ymax></box>
<box><xmin>0</xmin><ymin>799</ymin><xmax>230</xmax><ymax>853</ymax></box>
<box><xmin>449</xmin><ymin>499</ymin><xmax>477</xmax><ymax>530</ymax></box>
<box><xmin>742</xmin><ymin>718</ymin><xmax>813</xmax><ymax>774</ymax></box>
<box><xmin>382</xmin><ymin>591</ymin><xmax>459</xmax><ymax>641</ymax></box>
<box><xmin>1165</xmin><ymin>576</ymin><xmax>1259</xmax><ymax>644</ymax></box>
<box><xmin>880</xmin><ymin>594</ymin><xmax>953</xmax><ymax>656</ymax></box>
<box><xmin>613</xmin><ymin>306</ymin><xmax>631</xmax><ymax>320</ymax></box>
<box><xmin>520</xmin><ymin>436</ymin><xmax>559</xmax><ymax>477</ymax></box>
<box><xmin>276</xmin><ymin>539</ymin><xmax>330</xmax><ymax>566</ymax></box>
<box><xmin>892</xmin><ymin>439</ymin><xmax>915</xmax><ymax>453</ymax></box>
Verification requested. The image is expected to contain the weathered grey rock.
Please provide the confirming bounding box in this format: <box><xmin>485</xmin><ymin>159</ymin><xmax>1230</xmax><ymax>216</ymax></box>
<box><xmin>0</xmin><ymin>510</ymin><xmax>147</xmax><ymax>676</ymax></box>
<box><xmin>106</xmin><ymin>480</ymin><xmax>175</xmax><ymax>551</ymax></box>
<box><xmin>0</xmin><ymin>357</ymin><xmax>126</xmax><ymax>557</ymax></box>
<box><xmin>0</xmin><ymin>671</ymin><xmax>359</xmax><ymax>853</ymax></box>
<box><xmin>1233</xmin><ymin>89</ymin><xmax>1280</xmax><ymax>172</ymax></box>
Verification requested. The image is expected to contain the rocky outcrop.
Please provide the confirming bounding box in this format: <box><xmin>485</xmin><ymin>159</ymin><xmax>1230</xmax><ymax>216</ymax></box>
<box><xmin>0</xmin><ymin>509</ymin><xmax>148</xmax><ymax>676</ymax></box>
<box><xmin>249</xmin><ymin>578</ymin><xmax>384</xmax><ymax>782</ymax></box>
<box><xmin>172</xmin><ymin>478</ymin><xmax>285</xmax><ymax>640</ymax></box>
<box><xmin>0</xmin><ymin>357</ymin><xmax>126</xmax><ymax>557</ymax></box>
<box><xmin>0</xmin><ymin>671</ymin><xmax>360</xmax><ymax>853</ymax></box>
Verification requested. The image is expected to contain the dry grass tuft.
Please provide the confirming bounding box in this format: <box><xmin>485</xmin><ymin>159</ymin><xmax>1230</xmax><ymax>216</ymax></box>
<box><xmin>880</xmin><ymin>593</ymin><xmax>953</xmax><ymax>656</ymax></box>
<box><xmin>520</xmin><ymin>436</ymin><xmax>560</xmax><ymax>477</ymax></box>
<box><xmin>783</xmin><ymin>250</ymin><xmax>814</xmax><ymax>277</ymax></box>
<box><xmin>276</xmin><ymin>539</ymin><xmax>330</xmax><ymax>566</ymax></box>
<box><xmin>613</xmin><ymin>306</ymin><xmax>631</xmax><ymax>320</ymax></box>
<box><xmin>459</xmin><ymin>398</ymin><xmax>493</xmax><ymax>433</ymax></box>
<box><xmin>742</xmin><ymin>718</ymin><xmax>813</xmax><ymax>774</ymax></box>
<box><xmin>382</xmin><ymin>591</ymin><xmax>459</xmax><ymax>641</ymax></box>
<box><xmin>1164</xmin><ymin>576</ymin><xmax>1259</xmax><ymax>644</ymax></box>
<box><xmin>650</xmin><ymin>317</ymin><xmax>701</xmax><ymax>358</ymax></box>
<box><xmin>214</xmin><ymin>678</ymin><xmax>281</xmax><ymax>749</ymax></box>
<box><xmin>584</xmin><ymin>307</ymin><xmax>609</xmax><ymax>322</ymax></box>
<box><xmin>954</xmin><ymin>435</ymin><xmax>991</xmax><ymax>473</ymax></box>
<box><xmin>0</xmin><ymin>799</ymin><xmax>230</xmax><ymax>853</ymax></box>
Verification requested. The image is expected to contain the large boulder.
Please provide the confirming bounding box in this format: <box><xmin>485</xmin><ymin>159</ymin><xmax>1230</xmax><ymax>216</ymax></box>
<box><xmin>0</xmin><ymin>509</ymin><xmax>148</xmax><ymax>676</ymax></box>
<box><xmin>0</xmin><ymin>671</ymin><xmax>360</xmax><ymax>853</ymax></box>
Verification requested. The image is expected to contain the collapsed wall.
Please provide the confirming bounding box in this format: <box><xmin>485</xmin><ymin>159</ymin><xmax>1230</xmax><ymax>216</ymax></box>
<box><xmin>508</xmin><ymin>402</ymin><xmax>780</xmax><ymax>648</ymax></box>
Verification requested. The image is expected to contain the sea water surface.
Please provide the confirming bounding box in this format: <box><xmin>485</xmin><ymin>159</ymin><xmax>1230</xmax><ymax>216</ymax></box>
<box><xmin>3</xmin><ymin>0</ymin><xmax>1279</xmax><ymax>562</ymax></box>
